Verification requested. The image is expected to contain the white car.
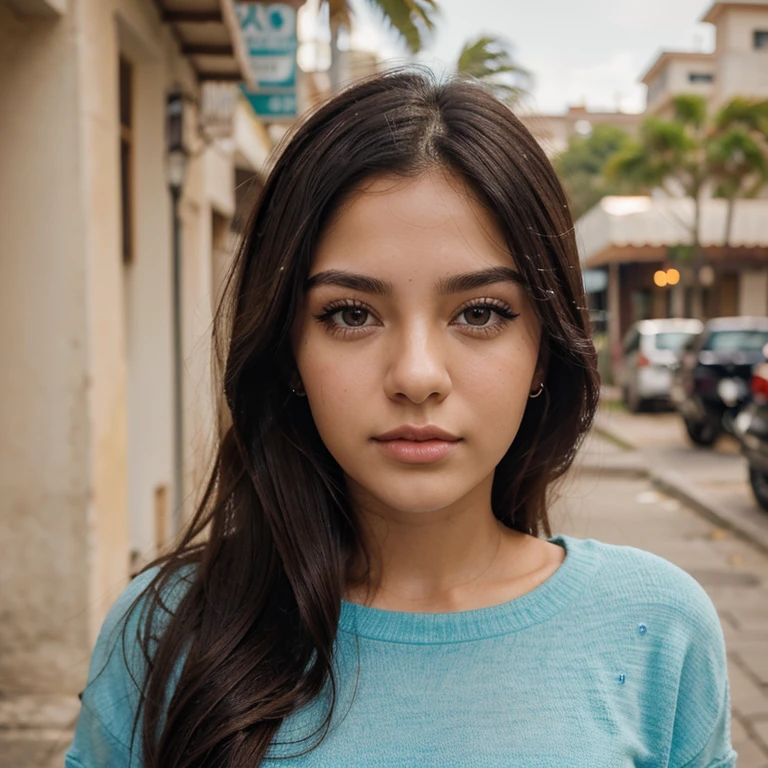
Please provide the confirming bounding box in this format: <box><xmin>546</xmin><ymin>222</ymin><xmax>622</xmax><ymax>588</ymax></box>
<box><xmin>621</xmin><ymin>318</ymin><xmax>704</xmax><ymax>412</ymax></box>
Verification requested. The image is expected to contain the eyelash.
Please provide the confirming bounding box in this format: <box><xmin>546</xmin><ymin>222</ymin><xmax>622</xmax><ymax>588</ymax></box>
<box><xmin>312</xmin><ymin>298</ymin><xmax>520</xmax><ymax>338</ymax></box>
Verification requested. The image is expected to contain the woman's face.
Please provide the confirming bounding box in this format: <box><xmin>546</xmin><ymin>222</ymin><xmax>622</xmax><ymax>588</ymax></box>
<box><xmin>292</xmin><ymin>170</ymin><xmax>543</xmax><ymax>515</ymax></box>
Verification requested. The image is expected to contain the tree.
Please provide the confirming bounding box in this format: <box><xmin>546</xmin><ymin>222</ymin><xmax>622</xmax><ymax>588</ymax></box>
<box><xmin>553</xmin><ymin>124</ymin><xmax>637</xmax><ymax>220</ymax></box>
<box><xmin>606</xmin><ymin>95</ymin><xmax>714</xmax><ymax>317</ymax></box>
<box><xmin>606</xmin><ymin>95</ymin><xmax>768</xmax><ymax>317</ymax></box>
<box><xmin>322</xmin><ymin>0</ymin><xmax>439</xmax><ymax>89</ymax></box>
<box><xmin>708</xmin><ymin>98</ymin><xmax>768</xmax><ymax>247</ymax></box>
<box><xmin>455</xmin><ymin>35</ymin><xmax>531</xmax><ymax>106</ymax></box>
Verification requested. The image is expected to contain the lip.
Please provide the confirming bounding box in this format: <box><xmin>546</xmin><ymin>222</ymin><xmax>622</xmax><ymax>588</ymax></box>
<box><xmin>372</xmin><ymin>425</ymin><xmax>461</xmax><ymax>465</ymax></box>
<box><xmin>373</xmin><ymin>425</ymin><xmax>460</xmax><ymax>442</ymax></box>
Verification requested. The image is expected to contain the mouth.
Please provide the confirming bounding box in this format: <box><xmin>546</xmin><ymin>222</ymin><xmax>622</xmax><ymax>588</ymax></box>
<box><xmin>373</xmin><ymin>425</ymin><xmax>461</xmax><ymax>442</ymax></box>
<box><xmin>372</xmin><ymin>426</ymin><xmax>461</xmax><ymax>464</ymax></box>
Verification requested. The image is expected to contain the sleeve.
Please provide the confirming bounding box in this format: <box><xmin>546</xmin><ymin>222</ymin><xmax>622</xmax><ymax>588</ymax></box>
<box><xmin>667</xmin><ymin>572</ymin><xmax>738</xmax><ymax>768</ymax></box>
<box><xmin>65</xmin><ymin>567</ymin><xmax>167</xmax><ymax>768</ymax></box>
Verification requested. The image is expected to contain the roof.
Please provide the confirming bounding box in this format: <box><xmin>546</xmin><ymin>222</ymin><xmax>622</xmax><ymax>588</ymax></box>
<box><xmin>576</xmin><ymin>197</ymin><xmax>768</xmax><ymax>267</ymax></box>
<box><xmin>640</xmin><ymin>51</ymin><xmax>715</xmax><ymax>86</ymax></box>
<box><xmin>701</xmin><ymin>0</ymin><xmax>768</xmax><ymax>24</ymax></box>
<box><xmin>156</xmin><ymin>0</ymin><xmax>255</xmax><ymax>89</ymax></box>
<box><xmin>706</xmin><ymin>316</ymin><xmax>768</xmax><ymax>330</ymax></box>
<box><xmin>634</xmin><ymin>319</ymin><xmax>704</xmax><ymax>334</ymax></box>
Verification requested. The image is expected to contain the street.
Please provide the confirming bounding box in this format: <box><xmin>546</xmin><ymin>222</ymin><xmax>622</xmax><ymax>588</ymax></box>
<box><xmin>564</xmin><ymin>410</ymin><xmax>768</xmax><ymax>766</ymax></box>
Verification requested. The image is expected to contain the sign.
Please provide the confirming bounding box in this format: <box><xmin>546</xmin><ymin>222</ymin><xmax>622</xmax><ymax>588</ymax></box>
<box><xmin>236</xmin><ymin>2</ymin><xmax>298</xmax><ymax>121</ymax></box>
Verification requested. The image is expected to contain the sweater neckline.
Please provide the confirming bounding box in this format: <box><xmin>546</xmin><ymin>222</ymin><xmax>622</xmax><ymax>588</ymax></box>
<box><xmin>338</xmin><ymin>534</ymin><xmax>599</xmax><ymax>644</ymax></box>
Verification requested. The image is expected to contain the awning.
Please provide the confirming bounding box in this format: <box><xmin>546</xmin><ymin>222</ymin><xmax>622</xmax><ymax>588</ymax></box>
<box><xmin>157</xmin><ymin>0</ymin><xmax>255</xmax><ymax>89</ymax></box>
<box><xmin>576</xmin><ymin>196</ymin><xmax>768</xmax><ymax>268</ymax></box>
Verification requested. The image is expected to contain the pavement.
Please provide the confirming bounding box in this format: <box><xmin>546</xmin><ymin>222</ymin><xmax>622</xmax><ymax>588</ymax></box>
<box><xmin>584</xmin><ymin>394</ymin><xmax>768</xmax><ymax>556</ymax></box>
<box><xmin>559</xmin><ymin>462</ymin><xmax>768</xmax><ymax>766</ymax></box>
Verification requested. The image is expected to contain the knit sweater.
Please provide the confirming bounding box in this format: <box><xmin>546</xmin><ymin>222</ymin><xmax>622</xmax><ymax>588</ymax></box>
<box><xmin>65</xmin><ymin>534</ymin><xmax>736</xmax><ymax>767</ymax></box>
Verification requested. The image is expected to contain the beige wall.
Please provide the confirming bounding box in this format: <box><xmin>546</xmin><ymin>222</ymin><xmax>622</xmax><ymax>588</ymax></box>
<box><xmin>0</xmin><ymin>2</ymin><xmax>93</xmax><ymax>693</ymax></box>
<box><xmin>714</xmin><ymin>7</ymin><xmax>768</xmax><ymax>106</ymax></box>
<box><xmin>739</xmin><ymin>270</ymin><xmax>768</xmax><ymax>315</ymax></box>
<box><xmin>644</xmin><ymin>56</ymin><xmax>716</xmax><ymax>117</ymax></box>
<box><xmin>0</xmin><ymin>0</ymin><xmax>250</xmax><ymax>697</ymax></box>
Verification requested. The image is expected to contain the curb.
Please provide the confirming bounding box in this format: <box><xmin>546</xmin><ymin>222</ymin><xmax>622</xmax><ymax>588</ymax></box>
<box><xmin>592</xmin><ymin>423</ymin><xmax>768</xmax><ymax>558</ymax></box>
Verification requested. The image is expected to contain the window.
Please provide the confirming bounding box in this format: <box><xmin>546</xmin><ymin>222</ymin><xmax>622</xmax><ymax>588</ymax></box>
<box><xmin>119</xmin><ymin>57</ymin><xmax>134</xmax><ymax>264</ymax></box>
<box><xmin>688</xmin><ymin>72</ymin><xmax>714</xmax><ymax>83</ymax></box>
<box><xmin>654</xmin><ymin>332</ymin><xmax>697</xmax><ymax>351</ymax></box>
<box><xmin>755</xmin><ymin>30</ymin><xmax>768</xmax><ymax>49</ymax></box>
<box><xmin>703</xmin><ymin>330</ymin><xmax>768</xmax><ymax>352</ymax></box>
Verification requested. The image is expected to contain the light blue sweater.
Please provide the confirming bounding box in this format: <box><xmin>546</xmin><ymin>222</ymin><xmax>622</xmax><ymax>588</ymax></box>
<box><xmin>66</xmin><ymin>535</ymin><xmax>736</xmax><ymax>767</ymax></box>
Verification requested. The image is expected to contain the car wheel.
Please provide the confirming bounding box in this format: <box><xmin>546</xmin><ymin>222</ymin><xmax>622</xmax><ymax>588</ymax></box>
<box><xmin>684</xmin><ymin>417</ymin><xmax>718</xmax><ymax>447</ymax></box>
<box><xmin>627</xmin><ymin>386</ymin><xmax>645</xmax><ymax>414</ymax></box>
<box><xmin>749</xmin><ymin>467</ymin><xmax>768</xmax><ymax>512</ymax></box>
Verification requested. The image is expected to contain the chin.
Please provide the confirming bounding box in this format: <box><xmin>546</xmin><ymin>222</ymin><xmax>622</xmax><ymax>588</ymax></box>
<box><xmin>361</xmin><ymin>475</ymin><xmax>478</xmax><ymax>515</ymax></box>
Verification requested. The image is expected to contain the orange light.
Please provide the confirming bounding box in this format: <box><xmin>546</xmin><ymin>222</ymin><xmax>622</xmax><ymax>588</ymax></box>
<box><xmin>666</xmin><ymin>268</ymin><xmax>680</xmax><ymax>286</ymax></box>
<box><xmin>654</xmin><ymin>270</ymin><xmax>668</xmax><ymax>287</ymax></box>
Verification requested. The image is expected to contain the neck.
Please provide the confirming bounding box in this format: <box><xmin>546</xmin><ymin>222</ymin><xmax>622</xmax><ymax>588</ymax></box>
<box><xmin>343</xmin><ymin>474</ymin><xmax>530</xmax><ymax>611</ymax></box>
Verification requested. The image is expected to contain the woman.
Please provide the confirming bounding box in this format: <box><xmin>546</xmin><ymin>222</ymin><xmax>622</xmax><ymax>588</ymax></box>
<box><xmin>66</xmin><ymin>70</ymin><xmax>735</xmax><ymax>767</ymax></box>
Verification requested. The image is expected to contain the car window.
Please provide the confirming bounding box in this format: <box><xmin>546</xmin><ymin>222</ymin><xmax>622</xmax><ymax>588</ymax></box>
<box><xmin>654</xmin><ymin>332</ymin><xmax>696</xmax><ymax>351</ymax></box>
<box><xmin>703</xmin><ymin>330</ymin><xmax>768</xmax><ymax>352</ymax></box>
<box><xmin>623</xmin><ymin>330</ymin><xmax>640</xmax><ymax>354</ymax></box>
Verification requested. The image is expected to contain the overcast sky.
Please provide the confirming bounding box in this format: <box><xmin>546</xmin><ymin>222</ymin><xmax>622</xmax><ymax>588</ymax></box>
<box><xmin>337</xmin><ymin>0</ymin><xmax>717</xmax><ymax>114</ymax></box>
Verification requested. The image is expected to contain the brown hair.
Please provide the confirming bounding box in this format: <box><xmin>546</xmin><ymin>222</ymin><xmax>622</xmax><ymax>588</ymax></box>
<box><xmin>130</xmin><ymin>68</ymin><xmax>599</xmax><ymax>767</ymax></box>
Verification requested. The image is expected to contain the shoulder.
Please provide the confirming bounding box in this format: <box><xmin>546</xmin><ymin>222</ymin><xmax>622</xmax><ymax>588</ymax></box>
<box><xmin>561</xmin><ymin>536</ymin><xmax>735</xmax><ymax>767</ymax></box>
<box><xmin>67</xmin><ymin>564</ymin><xmax>196</xmax><ymax>765</ymax></box>
<box><xmin>566</xmin><ymin>535</ymin><xmax>721</xmax><ymax>633</ymax></box>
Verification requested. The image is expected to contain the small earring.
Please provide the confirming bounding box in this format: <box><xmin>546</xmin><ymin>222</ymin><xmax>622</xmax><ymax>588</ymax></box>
<box><xmin>529</xmin><ymin>382</ymin><xmax>545</xmax><ymax>399</ymax></box>
<box><xmin>291</xmin><ymin>381</ymin><xmax>306</xmax><ymax>397</ymax></box>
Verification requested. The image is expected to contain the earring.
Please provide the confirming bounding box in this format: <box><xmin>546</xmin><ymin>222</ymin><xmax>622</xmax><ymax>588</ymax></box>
<box><xmin>529</xmin><ymin>382</ymin><xmax>544</xmax><ymax>399</ymax></box>
<box><xmin>291</xmin><ymin>380</ymin><xmax>306</xmax><ymax>397</ymax></box>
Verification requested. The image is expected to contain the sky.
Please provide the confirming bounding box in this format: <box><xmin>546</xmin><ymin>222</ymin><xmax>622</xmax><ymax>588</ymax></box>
<box><xmin>305</xmin><ymin>0</ymin><xmax>719</xmax><ymax>115</ymax></box>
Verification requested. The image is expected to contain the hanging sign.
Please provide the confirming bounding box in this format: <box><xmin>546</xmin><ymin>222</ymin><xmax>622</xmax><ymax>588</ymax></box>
<box><xmin>236</xmin><ymin>2</ymin><xmax>299</xmax><ymax>121</ymax></box>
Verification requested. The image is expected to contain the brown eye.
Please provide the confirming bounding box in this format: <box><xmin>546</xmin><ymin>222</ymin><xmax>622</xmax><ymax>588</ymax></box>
<box><xmin>340</xmin><ymin>308</ymin><xmax>369</xmax><ymax>327</ymax></box>
<box><xmin>462</xmin><ymin>307</ymin><xmax>492</xmax><ymax>326</ymax></box>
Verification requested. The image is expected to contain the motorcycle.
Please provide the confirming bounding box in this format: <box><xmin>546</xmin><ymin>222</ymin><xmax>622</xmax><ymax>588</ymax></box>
<box><xmin>733</xmin><ymin>351</ymin><xmax>768</xmax><ymax>512</ymax></box>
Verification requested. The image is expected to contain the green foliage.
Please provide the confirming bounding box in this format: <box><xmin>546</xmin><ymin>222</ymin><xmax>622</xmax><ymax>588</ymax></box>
<box><xmin>456</xmin><ymin>35</ymin><xmax>532</xmax><ymax>105</ymax></box>
<box><xmin>554</xmin><ymin>124</ymin><xmax>636</xmax><ymax>220</ymax></box>
<box><xmin>324</xmin><ymin>0</ymin><xmax>439</xmax><ymax>53</ymax></box>
<box><xmin>607</xmin><ymin>99</ymin><xmax>709</xmax><ymax>199</ymax></box>
<box><xmin>606</xmin><ymin>94</ymin><xmax>768</xmax><ymax>249</ymax></box>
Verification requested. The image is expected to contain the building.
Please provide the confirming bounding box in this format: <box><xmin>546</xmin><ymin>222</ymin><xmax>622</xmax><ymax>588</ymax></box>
<box><xmin>520</xmin><ymin>104</ymin><xmax>643</xmax><ymax>157</ymax></box>
<box><xmin>577</xmin><ymin>196</ymin><xmax>768</xmax><ymax>372</ymax></box>
<box><xmin>642</xmin><ymin>0</ymin><xmax>768</xmax><ymax>116</ymax></box>
<box><xmin>0</xmin><ymin>0</ymin><xmax>274</xmax><ymax>762</ymax></box>
<box><xmin>574</xmin><ymin>0</ymin><xmax>768</xmax><ymax>378</ymax></box>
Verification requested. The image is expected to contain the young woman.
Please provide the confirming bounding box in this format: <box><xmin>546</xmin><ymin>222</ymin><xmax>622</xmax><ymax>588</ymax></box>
<box><xmin>66</xmin><ymin>70</ymin><xmax>735</xmax><ymax>768</ymax></box>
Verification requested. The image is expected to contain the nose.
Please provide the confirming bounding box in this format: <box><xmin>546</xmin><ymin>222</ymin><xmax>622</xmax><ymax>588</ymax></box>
<box><xmin>383</xmin><ymin>319</ymin><xmax>452</xmax><ymax>405</ymax></box>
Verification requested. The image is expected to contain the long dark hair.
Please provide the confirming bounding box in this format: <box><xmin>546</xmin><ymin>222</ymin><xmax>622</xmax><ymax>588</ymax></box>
<box><xmin>133</xmin><ymin>68</ymin><xmax>599</xmax><ymax>767</ymax></box>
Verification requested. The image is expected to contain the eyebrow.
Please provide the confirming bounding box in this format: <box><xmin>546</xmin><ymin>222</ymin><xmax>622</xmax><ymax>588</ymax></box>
<box><xmin>304</xmin><ymin>266</ymin><xmax>526</xmax><ymax>296</ymax></box>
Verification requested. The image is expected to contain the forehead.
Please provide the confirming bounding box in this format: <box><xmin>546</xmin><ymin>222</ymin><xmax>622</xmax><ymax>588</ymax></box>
<box><xmin>313</xmin><ymin>170</ymin><xmax>514</xmax><ymax>276</ymax></box>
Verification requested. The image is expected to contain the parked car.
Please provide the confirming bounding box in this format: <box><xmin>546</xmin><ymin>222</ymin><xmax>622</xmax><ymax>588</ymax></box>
<box><xmin>733</xmin><ymin>354</ymin><xmax>768</xmax><ymax>512</ymax></box>
<box><xmin>671</xmin><ymin>316</ymin><xmax>768</xmax><ymax>446</ymax></box>
<box><xmin>620</xmin><ymin>318</ymin><xmax>704</xmax><ymax>412</ymax></box>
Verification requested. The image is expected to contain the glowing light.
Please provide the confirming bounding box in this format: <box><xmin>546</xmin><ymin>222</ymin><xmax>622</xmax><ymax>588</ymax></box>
<box><xmin>666</xmin><ymin>268</ymin><xmax>681</xmax><ymax>286</ymax></box>
<box><xmin>654</xmin><ymin>270</ymin><xmax>668</xmax><ymax>287</ymax></box>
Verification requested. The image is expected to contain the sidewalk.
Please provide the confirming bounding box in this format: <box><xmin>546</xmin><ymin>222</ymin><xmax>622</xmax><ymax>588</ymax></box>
<box><xmin>579</xmin><ymin>400</ymin><xmax>768</xmax><ymax>556</ymax></box>
<box><xmin>552</xmin><ymin>472</ymin><xmax>768</xmax><ymax>766</ymax></box>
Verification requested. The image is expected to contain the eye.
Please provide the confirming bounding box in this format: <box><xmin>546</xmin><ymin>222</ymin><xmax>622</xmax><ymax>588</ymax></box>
<box><xmin>462</xmin><ymin>307</ymin><xmax>494</xmax><ymax>326</ymax></box>
<box><xmin>313</xmin><ymin>300</ymin><xmax>379</xmax><ymax>332</ymax></box>
<box><xmin>452</xmin><ymin>300</ymin><xmax>519</xmax><ymax>329</ymax></box>
<box><xmin>338</xmin><ymin>307</ymin><xmax>370</xmax><ymax>327</ymax></box>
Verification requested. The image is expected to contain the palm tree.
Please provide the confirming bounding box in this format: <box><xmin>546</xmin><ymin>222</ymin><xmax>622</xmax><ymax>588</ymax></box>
<box><xmin>321</xmin><ymin>0</ymin><xmax>439</xmax><ymax>89</ymax></box>
<box><xmin>606</xmin><ymin>95</ymin><xmax>713</xmax><ymax>317</ymax></box>
<box><xmin>708</xmin><ymin>98</ymin><xmax>768</xmax><ymax>248</ymax></box>
<box><xmin>455</xmin><ymin>35</ymin><xmax>531</xmax><ymax>106</ymax></box>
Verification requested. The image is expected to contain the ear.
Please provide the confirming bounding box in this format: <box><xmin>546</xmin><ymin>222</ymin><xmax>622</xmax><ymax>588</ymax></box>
<box><xmin>534</xmin><ymin>336</ymin><xmax>550</xmax><ymax>387</ymax></box>
<box><xmin>276</xmin><ymin>348</ymin><xmax>302</xmax><ymax>392</ymax></box>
